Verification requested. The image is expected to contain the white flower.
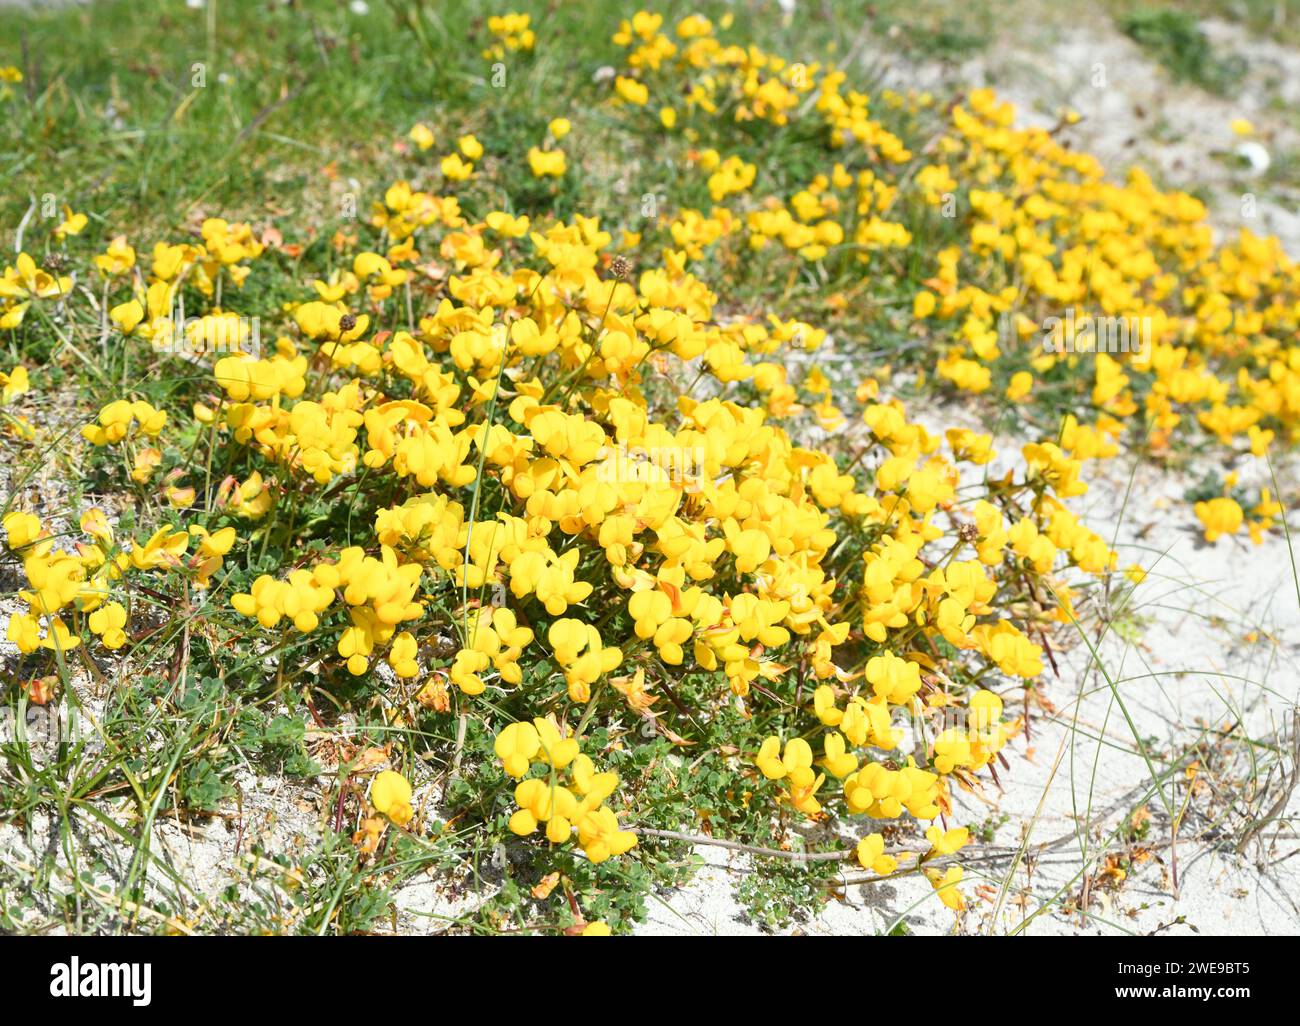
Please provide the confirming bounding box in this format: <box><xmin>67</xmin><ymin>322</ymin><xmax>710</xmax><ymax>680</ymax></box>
<box><xmin>1235</xmin><ymin>141</ymin><xmax>1271</xmax><ymax>176</ymax></box>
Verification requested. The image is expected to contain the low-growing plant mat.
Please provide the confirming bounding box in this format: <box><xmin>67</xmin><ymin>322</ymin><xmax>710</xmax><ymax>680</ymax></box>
<box><xmin>0</xmin><ymin>1</ymin><xmax>1297</xmax><ymax>936</ymax></box>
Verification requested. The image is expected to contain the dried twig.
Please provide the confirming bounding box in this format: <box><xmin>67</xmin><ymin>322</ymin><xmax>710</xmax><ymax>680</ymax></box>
<box><xmin>1235</xmin><ymin>708</ymin><xmax>1300</xmax><ymax>857</ymax></box>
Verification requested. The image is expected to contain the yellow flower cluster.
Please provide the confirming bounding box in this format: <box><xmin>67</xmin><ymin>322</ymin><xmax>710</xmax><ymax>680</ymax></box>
<box><xmin>482</xmin><ymin>12</ymin><xmax>535</xmax><ymax>61</ymax></box>
<box><xmin>0</xmin><ymin>252</ymin><xmax>72</xmax><ymax>328</ymax></box>
<box><xmin>602</xmin><ymin>12</ymin><xmax>1296</xmax><ymax>548</ymax></box>
<box><xmin>15</xmin><ymin>9</ymin><xmax>1290</xmax><ymax>931</ymax></box>
<box><xmin>80</xmin><ymin>399</ymin><xmax>167</xmax><ymax>446</ymax></box>
<box><xmin>231</xmin><ymin>545</ymin><xmax>423</xmax><ymax>675</ymax></box>
<box><xmin>495</xmin><ymin>720</ymin><xmax>638</xmax><ymax>864</ymax></box>
<box><xmin>4</xmin><ymin>507</ymin><xmax>235</xmax><ymax>656</ymax></box>
<box><xmin>177</xmin><ymin>160</ymin><xmax>1117</xmax><ymax>886</ymax></box>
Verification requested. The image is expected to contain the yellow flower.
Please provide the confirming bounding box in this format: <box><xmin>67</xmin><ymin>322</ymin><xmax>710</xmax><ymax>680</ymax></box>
<box><xmin>926</xmin><ymin>865</ymin><xmax>965</xmax><ymax>911</ymax></box>
<box><xmin>865</xmin><ymin>651</ymin><xmax>922</xmax><ymax>704</ymax></box>
<box><xmin>576</xmin><ymin>805</ymin><xmax>637</xmax><ymax>862</ymax></box>
<box><xmin>820</xmin><ymin>731</ymin><xmax>858</xmax><ymax>778</ymax></box>
<box><xmin>231</xmin><ymin>566</ymin><xmax>335</xmax><ymax>631</ymax></box>
<box><xmin>370</xmin><ymin>770</ymin><xmax>414</xmax><ymax>826</ymax></box>
<box><xmin>925</xmin><ymin>825</ymin><xmax>970</xmax><ymax>857</ymax></box>
<box><xmin>88</xmin><ymin>601</ymin><xmax>128</xmax><ymax>650</ymax></box>
<box><xmin>527</xmin><ymin>147</ymin><xmax>567</xmax><ymax>178</ymax></box>
<box><xmin>614</xmin><ymin>76</ymin><xmax>648</xmax><ymax>105</ymax></box>
<box><xmin>408</xmin><ymin>122</ymin><xmax>435</xmax><ymax>150</ymax></box>
<box><xmin>79</xmin><ymin>508</ymin><xmax>114</xmax><ymax>546</ymax></box>
<box><xmin>293</xmin><ymin>301</ymin><xmax>369</xmax><ymax>342</ymax></box>
<box><xmin>533</xmin><ymin>717</ymin><xmax>579</xmax><ymax>769</ymax></box>
<box><xmin>441</xmin><ymin>153</ymin><xmax>474</xmax><ymax>181</ymax></box>
<box><xmin>0</xmin><ymin>365</ymin><xmax>30</xmax><ymax>403</ymax></box>
<box><xmin>130</xmin><ymin>526</ymin><xmax>189</xmax><ymax>571</ymax></box>
<box><xmin>458</xmin><ymin>134</ymin><xmax>484</xmax><ymax>160</ymax></box>
<box><xmin>494</xmin><ymin>721</ymin><xmax>541</xmax><ymax>778</ymax></box>
<box><xmin>485</xmin><ymin>211</ymin><xmax>531</xmax><ymax>238</ymax></box>
<box><xmin>856</xmin><ymin>833</ymin><xmax>898</xmax><ymax>875</ymax></box>
<box><xmin>812</xmin><ymin>685</ymin><xmax>843</xmax><ymax>726</ymax></box>
<box><xmin>1005</xmin><ymin>371</ymin><xmax>1033</xmax><ymax>402</ymax></box>
<box><xmin>110</xmin><ymin>299</ymin><xmax>145</xmax><ymax>335</ymax></box>
<box><xmin>387</xmin><ymin>630</ymin><xmax>420</xmax><ymax>678</ymax></box>
<box><xmin>547</xmin><ymin>619</ymin><xmax>621</xmax><ymax>702</ymax></box>
<box><xmin>1194</xmin><ymin>496</ymin><xmax>1243</xmax><ymax>543</ymax></box>
<box><xmin>755</xmin><ymin>736</ymin><xmax>816</xmax><ymax>792</ymax></box>
<box><xmin>54</xmin><ymin>207</ymin><xmax>88</xmax><ymax>241</ymax></box>
<box><xmin>94</xmin><ymin>236</ymin><xmax>136</xmax><ymax>276</ymax></box>
<box><xmin>4</xmin><ymin>510</ymin><xmax>44</xmax><ymax>550</ymax></box>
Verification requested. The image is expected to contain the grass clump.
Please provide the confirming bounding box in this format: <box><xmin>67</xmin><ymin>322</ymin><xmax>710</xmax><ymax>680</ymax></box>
<box><xmin>1119</xmin><ymin>7</ymin><xmax>1246</xmax><ymax>92</ymax></box>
